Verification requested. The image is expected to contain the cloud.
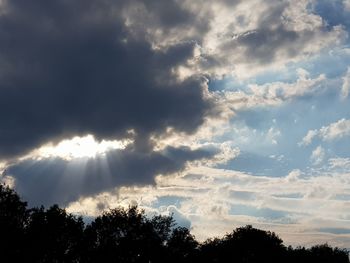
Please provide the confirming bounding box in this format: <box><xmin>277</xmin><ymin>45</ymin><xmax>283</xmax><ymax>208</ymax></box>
<box><xmin>317</xmin><ymin>227</ymin><xmax>350</xmax><ymax>235</ymax></box>
<box><xmin>310</xmin><ymin>146</ymin><xmax>326</xmax><ymax>165</ymax></box>
<box><xmin>328</xmin><ymin>157</ymin><xmax>350</xmax><ymax>170</ymax></box>
<box><xmin>344</xmin><ymin>0</ymin><xmax>350</xmax><ymax>11</ymax></box>
<box><xmin>66</xmin><ymin>164</ymin><xmax>350</xmax><ymax>248</ymax></box>
<box><xmin>223</xmin><ymin>70</ymin><xmax>328</xmax><ymax>111</ymax></box>
<box><xmin>300</xmin><ymin>118</ymin><xmax>350</xmax><ymax>145</ymax></box>
<box><xmin>217</xmin><ymin>69</ymin><xmax>350</xmax><ymax>177</ymax></box>
<box><xmin>230</xmin><ymin>204</ymin><xmax>290</xmax><ymax>221</ymax></box>
<box><xmin>0</xmin><ymin>0</ymin><xmax>349</xmax><ymax>250</ymax></box>
<box><xmin>0</xmin><ymin>0</ymin><xmax>215</xmax><ymax>160</ymax></box>
<box><xmin>299</xmin><ymin>130</ymin><xmax>318</xmax><ymax>146</ymax></box>
<box><xmin>0</xmin><ymin>0</ymin><xmax>347</xmax><ymax>161</ymax></box>
<box><xmin>110</xmin><ymin>0</ymin><xmax>347</xmax><ymax>79</ymax></box>
<box><xmin>191</xmin><ymin>0</ymin><xmax>346</xmax><ymax>78</ymax></box>
<box><xmin>341</xmin><ymin>67</ymin><xmax>350</xmax><ymax>99</ymax></box>
<box><xmin>285</xmin><ymin>169</ymin><xmax>301</xmax><ymax>182</ymax></box>
<box><xmin>165</xmin><ymin>205</ymin><xmax>191</xmax><ymax>229</ymax></box>
<box><xmin>5</xmin><ymin>145</ymin><xmax>216</xmax><ymax>206</ymax></box>
<box><xmin>313</xmin><ymin>0</ymin><xmax>350</xmax><ymax>31</ymax></box>
<box><xmin>318</xmin><ymin>118</ymin><xmax>350</xmax><ymax>140</ymax></box>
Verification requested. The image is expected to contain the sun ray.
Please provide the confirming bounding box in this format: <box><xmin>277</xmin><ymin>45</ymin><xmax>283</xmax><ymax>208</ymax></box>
<box><xmin>28</xmin><ymin>135</ymin><xmax>132</xmax><ymax>161</ymax></box>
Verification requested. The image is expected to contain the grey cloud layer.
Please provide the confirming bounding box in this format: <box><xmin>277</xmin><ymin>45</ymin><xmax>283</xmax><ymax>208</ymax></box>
<box><xmin>0</xmin><ymin>0</ymin><xmax>343</xmax><ymax>160</ymax></box>
<box><xmin>0</xmin><ymin>0</ymin><xmax>214</xmax><ymax>159</ymax></box>
<box><xmin>0</xmin><ymin>0</ymin><xmax>221</xmax><ymax>206</ymax></box>
<box><xmin>7</xmin><ymin>145</ymin><xmax>216</xmax><ymax>206</ymax></box>
<box><xmin>1</xmin><ymin>0</ymin><xmax>347</xmax><ymax>208</ymax></box>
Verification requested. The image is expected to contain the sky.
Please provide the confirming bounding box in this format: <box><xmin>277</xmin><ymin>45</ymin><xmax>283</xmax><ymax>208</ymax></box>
<box><xmin>1</xmin><ymin>0</ymin><xmax>350</xmax><ymax>249</ymax></box>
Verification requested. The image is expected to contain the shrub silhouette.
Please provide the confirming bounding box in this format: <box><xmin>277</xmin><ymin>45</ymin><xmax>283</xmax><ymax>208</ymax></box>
<box><xmin>0</xmin><ymin>184</ymin><xmax>349</xmax><ymax>263</ymax></box>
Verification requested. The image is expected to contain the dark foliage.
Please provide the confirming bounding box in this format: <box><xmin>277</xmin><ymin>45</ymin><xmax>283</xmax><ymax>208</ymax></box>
<box><xmin>0</xmin><ymin>184</ymin><xmax>28</xmax><ymax>262</ymax></box>
<box><xmin>0</xmin><ymin>184</ymin><xmax>349</xmax><ymax>263</ymax></box>
<box><xmin>200</xmin><ymin>225</ymin><xmax>285</xmax><ymax>263</ymax></box>
<box><xmin>286</xmin><ymin>244</ymin><xmax>350</xmax><ymax>263</ymax></box>
<box><xmin>82</xmin><ymin>206</ymin><xmax>173</xmax><ymax>262</ymax></box>
<box><xmin>24</xmin><ymin>205</ymin><xmax>84</xmax><ymax>263</ymax></box>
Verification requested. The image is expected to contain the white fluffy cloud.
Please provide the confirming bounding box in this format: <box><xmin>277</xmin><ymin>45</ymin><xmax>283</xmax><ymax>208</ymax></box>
<box><xmin>285</xmin><ymin>169</ymin><xmax>302</xmax><ymax>182</ymax></box>
<box><xmin>301</xmin><ymin>118</ymin><xmax>350</xmax><ymax>145</ymax></box>
<box><xmin>300</xmin><ymin>129</ymin><xmax>319</xmax><ymax>146</ymax></box>
<box><xmin>320</xmin><ymin>119</ymin><xmax>350</xmax><ymax>141</ymax></box>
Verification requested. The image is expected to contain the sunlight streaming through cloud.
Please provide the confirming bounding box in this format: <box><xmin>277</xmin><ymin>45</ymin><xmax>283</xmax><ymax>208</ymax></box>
<box><xmin>0</xmin><ymin>0</ymin><xmax>350</xmax><ymax>250</ymax></box>
<box><xmin>30</xmin><ymin>135</ymin><xmax>132</xmax><ymax>160</ymax></box>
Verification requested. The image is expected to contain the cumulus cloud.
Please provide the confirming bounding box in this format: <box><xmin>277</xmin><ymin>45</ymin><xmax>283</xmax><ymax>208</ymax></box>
<box><xmin>299</xmin><ymin>129</ymin><xmax>318</xmax><ymax>146</ymax></box>
<box><xmin>285</xmin><ymin>169</ymin><xmax>302</xmax><ymax>182</ymax></box>
<box><xmin>300</xmin><ymin>119</ymin><xmax>350</xmax><ymax>145</ymax></box>
<box><xmin>319</xmin><ymin>119</ymin><xmax>350</xmax><ymax>141</ymax></box>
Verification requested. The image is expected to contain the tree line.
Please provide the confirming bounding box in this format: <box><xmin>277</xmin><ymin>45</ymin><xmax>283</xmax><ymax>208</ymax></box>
<box><xmin>0</xmin><ymin>184</ymin><xmax>349</xmax><ymax>263</ymax></box>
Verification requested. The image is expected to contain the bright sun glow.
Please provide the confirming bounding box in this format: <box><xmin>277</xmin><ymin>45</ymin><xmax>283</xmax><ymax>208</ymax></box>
<box><xmin>32</xmin><ymin>135</ymin><xmax>132</xmax><ymax>160</ymax></box>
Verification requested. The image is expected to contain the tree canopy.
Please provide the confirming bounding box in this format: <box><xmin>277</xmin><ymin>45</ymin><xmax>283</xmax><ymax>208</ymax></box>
<box><xmin>0</xmin><ymin>184</ymin><xmax>349</xmax><ymax>263</ymax></box>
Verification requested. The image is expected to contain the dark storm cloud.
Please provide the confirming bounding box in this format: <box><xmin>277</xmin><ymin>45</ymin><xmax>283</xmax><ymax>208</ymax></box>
<box><xmin>0</xmin><ymin>0</ymin><xmax>214</xmax><ymax>159</ymax></box>
<box><xmin>138</xmin><ymin>0</ymin><xmax>193</xmax><ymax>27</ymax></box>
<box><xmin>7</xmin><ymin>145</ymin><xmax>217</xmax><ymax>206</ymax></box>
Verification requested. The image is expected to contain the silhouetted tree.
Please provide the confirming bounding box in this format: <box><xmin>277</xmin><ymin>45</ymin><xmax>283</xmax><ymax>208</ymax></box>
<box><xmin>83</xmin><ymin>206</ymin><xmax>174</xmax><ymax>263</ymax></box>
<box><xmin>200</xmin><ymin>225</ymin><xmax>286</xmax><ymax>263</ymax></box>
<box><xmin>0</xmin><ymin>185</ymin><xmax>349</xmax><ymax>263</ymax></box>
<box><xmin>200</xmin><ymin>237</ymin><xmax>224</xmax><ymax>263</ymax></box>
<box><xmin>0</xmin><ymin>184</ymin><xmax>28</xmax><ymax>262</ymax></box>
<box><xmin>167</xmin><ymin>227</ymin><xmax>198</xmax><ymax>263</ymax></box>
<box><xmin>310</xmin><ymin>244</ymin><xmax>349</xmax><ymax>263</ymax></box>
<box><xmin>286</xmin><ymin>244</ymin><xmax>350</xmax><ymax>263</ymax></box>
<box><xmin>24</xmin><ymin>205</ymin><xmax>84</xmax><ymax>263</ymax></box>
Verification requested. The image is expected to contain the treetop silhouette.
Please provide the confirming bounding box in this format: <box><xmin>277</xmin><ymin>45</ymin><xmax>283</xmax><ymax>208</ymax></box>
<box><xmin>0</xmin><ymin>184</ymin><xmax>349</xmax><ymax>263</ymax></box>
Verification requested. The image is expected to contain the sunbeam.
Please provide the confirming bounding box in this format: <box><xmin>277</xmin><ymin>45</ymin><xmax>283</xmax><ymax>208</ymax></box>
<box><xmin>29</xmin><ymin>135</ymin><xmax>132</xmax><ymax>161</ymax></box>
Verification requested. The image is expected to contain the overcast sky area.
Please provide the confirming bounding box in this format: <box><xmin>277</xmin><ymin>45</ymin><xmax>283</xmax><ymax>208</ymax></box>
<box><xmin>1</xmin><ymin>0</ymin><xmax>350</xmax><ymax>249</ymax></box>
